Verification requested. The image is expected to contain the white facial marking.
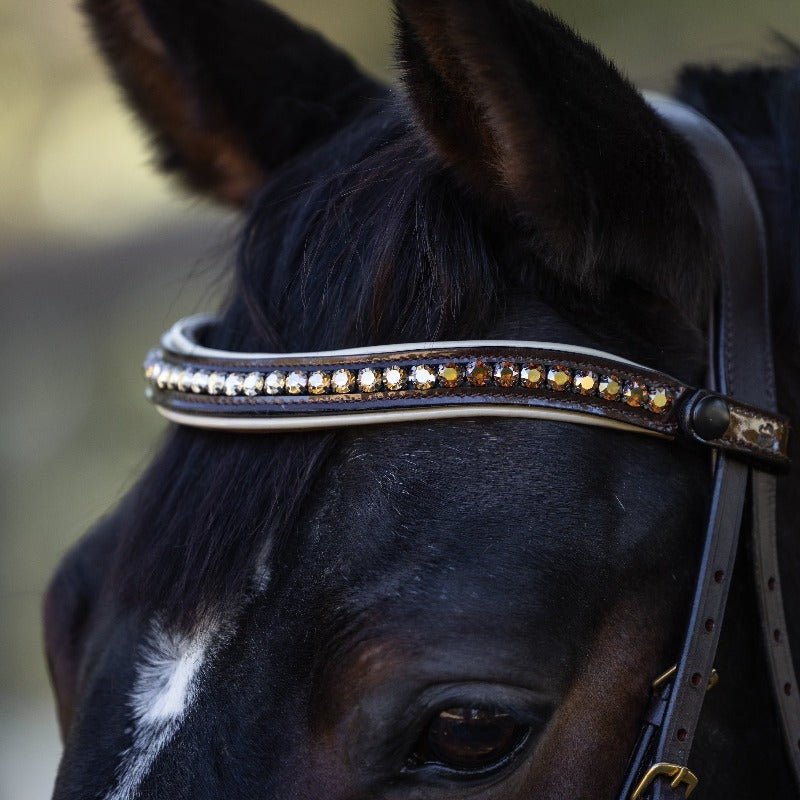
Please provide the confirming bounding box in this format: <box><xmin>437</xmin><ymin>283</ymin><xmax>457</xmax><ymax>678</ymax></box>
<box><xmin>104</xmin><ymin>619</ymin><xmax>215</xmax><ymax>800</ymax></box>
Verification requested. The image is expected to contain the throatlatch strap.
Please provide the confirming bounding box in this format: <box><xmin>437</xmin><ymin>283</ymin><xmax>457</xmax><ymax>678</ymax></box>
<box><xmin>622</xmin><ymin>98</ymin><xmax>800</xmax><ymax>798</ymax></box>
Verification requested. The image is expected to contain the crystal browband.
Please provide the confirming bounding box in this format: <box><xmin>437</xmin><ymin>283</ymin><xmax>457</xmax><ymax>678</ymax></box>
<box><xmin>144</xmin><ymin>314</ymin><xmax>790</xmax><ymax>467</ymax></box>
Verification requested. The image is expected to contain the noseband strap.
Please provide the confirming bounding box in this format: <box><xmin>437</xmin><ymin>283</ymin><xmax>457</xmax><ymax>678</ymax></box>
<box><xmin>140</xmin><ymin>96</ymin><xmax>798</xmax><ymax>796</ymax></box>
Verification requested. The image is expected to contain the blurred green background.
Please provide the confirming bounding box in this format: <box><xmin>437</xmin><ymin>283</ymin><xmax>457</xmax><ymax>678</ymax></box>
<box><xmin>1</xmin><ymin>1</ymin><xmax>798</xmax><ymax>797</ymax></box>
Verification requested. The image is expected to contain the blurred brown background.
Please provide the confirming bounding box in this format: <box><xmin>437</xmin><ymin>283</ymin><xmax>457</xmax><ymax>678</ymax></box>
<box><xmin>1</xmin><ymin>1</ymin><xmax>798</xmax><ymax>796</ymax></box>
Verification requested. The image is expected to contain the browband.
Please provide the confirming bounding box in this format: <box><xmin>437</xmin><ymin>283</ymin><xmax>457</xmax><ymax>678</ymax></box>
<box><xmin>144</xmin><ymin>313</ymin><xmax>789</xmax><ymax>468</ymax></box>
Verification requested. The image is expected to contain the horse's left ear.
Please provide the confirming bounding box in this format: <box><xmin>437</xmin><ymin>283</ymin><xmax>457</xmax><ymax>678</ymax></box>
<box><xmin>396</xmin><ymin>0</ymin><xmax>717</xmax><ymax>318</ymax></box>
<box><xmin>44</xmin><ymin>520</ymin><xmax>119</xmax><ymax>739</ymax></box>
<box><xmin>82</xmin><ymin>0</ymin><xmax>383</xmax><ymax>206</ymax></box>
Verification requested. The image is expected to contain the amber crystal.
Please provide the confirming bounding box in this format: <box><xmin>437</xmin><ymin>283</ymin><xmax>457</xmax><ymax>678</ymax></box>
<box><xmin>648</xmin><ymin>386</ymin><xmax>673</xmax><ymax>414</ymax></box>
<box><xmin>465</xmin><ymin>360</ymin><xmax>492</xmax><ymax>386</ymax></box>
<box><xmin>573</xmin><ymin>370</ymin><xmax>598</xmax><ymax>396</ymax></box>
<box><xmin>599</xmin><ymin>375</ymin><xmax>622</xmax><ymax>401</ymax></box>
<box><xmin>384</xmin><ymin>366</ymin><xmax>407</xmax><ymax>391</ymax></box>
<box><xmin>623</xmin><ymin>380</ymin><xmax>649</xmax><ymax>408</ymax></box>
<box><xmin>307</xmin><ymin>371</ymin><xmax>330</xmax><ymax>395</ymax></box>
<box><xmin>438</xmin><ymin>363</ymin><xmax>464</xmax><ymax>388</ymax></box>
<box><xmin>410</xmin><ymin>365</ymin><xmax>437</xmax><ymax>390</ymax></box>
<box><xmin>357</xmin><ymin>367</ymin><xmax>382</xmax><ymax>392</ymax></box>
<box><xmin>331</xmin><ymin>369</ymin><xmax>355</xmax><ymax>394</ymax></box>
<box><xmin>521</xmin><ymin>363</ymin><xmax>545</xmax><ymax>389</ymax></box>
<box><xmin>493</xmin><ymin>361</ymin><xmax>519</xmax><ymax>388</ymax></box>
<box><xmin>547</xmin><ymin>365</ymin><xmax>572</xmax><ymax>392</ymax></box>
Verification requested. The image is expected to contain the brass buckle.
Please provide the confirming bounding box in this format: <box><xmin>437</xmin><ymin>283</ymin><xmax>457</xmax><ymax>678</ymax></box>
<box><xmin>631</xmin><ymin>763</ymin><xmax>699</xmax><ymax>799</ymax></box>
<box><xmin>652</xmin><ymin>665</ymin><xmax>719</xmax><ymax>692</ymax></box>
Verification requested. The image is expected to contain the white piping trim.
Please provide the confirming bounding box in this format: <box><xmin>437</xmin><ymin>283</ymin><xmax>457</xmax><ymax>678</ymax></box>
<box><xmin>161</xmin><ymin>313</ymin><xmax>650</xmax><ymax>369</ymax></box>
<box><xmin>157</xmin><ymin>404</ymin><xmax>669</xmax><ymax>437</ymax></box>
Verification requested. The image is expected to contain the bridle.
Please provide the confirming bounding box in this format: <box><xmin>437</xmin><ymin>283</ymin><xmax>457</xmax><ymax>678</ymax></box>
<box><xmin>141</xmin><ymin>97</ymin><xmax>798</xmax><ymax>798</ymax></box>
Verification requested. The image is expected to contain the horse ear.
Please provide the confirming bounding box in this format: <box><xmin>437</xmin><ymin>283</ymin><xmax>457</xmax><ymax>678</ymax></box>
<box><xmin>395</xmin><ymin>0</ymin><xmax>717</xmax><ymax>317</ymax></box>
<box><xmin>82</xmin><ymin>0</ymin><xmax>383</xmax><ymax>206</ymax></box>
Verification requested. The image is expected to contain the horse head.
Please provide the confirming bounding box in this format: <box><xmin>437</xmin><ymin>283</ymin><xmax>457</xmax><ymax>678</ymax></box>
<box><xmin>44</xmin><ymin>2</ymin><xmax>800</xmax><ymax>798</ymax></box>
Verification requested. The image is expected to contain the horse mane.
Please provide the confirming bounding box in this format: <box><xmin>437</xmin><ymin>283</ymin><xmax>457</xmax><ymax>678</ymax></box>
<box><xmin>107</xmin><ymin>54</ymin><xmax>800</xmax><ymax>634</ymax></box>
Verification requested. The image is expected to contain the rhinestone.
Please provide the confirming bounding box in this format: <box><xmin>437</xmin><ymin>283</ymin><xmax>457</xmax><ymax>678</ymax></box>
<box><xmin>493</xmin><ymin>361</ymin><xmax>519</xmax><ymax>388</ymax></box>
<box><xmin>623</xmin><ymin>380</ymin><xmax>649</xmax><ymax>408</ymax></box>
<box><xmin>438</xmin><ymin>363</ymin><xmax>464</xmax><ymax>388</ymax></box>
<box><xmin>224</xmin><ymin>373</ymin><xmax>246</xmax><ymax>396</ymax></box>
<box><xmin>207</xmin><ymin>372</ymin><xmax>226</xmax><ymax>395</ymax></box>
<box><xmin>156</xmin><ymin>365</ymin><xmax>171</xmax><ymax>390</ymax></box>
<box><xmin>649</xmin><ymin>386</ymin><xmax>673</xmax><ymax>414</ymax></box>
<box><xmin>521</xmin><ymin>363</ymin><xmax>545</xmax><ymax>389</ymax></box>
<box><xmin>191</xmin><ymin>371</ymin><xmax>209</xmax><ymax>394</ymax></box>
<box><xmin>547</xmin><ymin>365</ymin><xmax>572</xmax><ymax>392</ymax></box>
<box><xmin>384</xmin><ymin>366</ymin><xmax>408</xmax><ymax>391</ymax></box>
<box><xmin>331</xmin><ymin>369</ymin><xmax>355</xmax><ymax>394</ymax></box>
<box><xmin>144</xmin><ymin>359</ymin><xmax>161</xmax><ymax>382</ymax></box>
<box><xmin>242</xmin><ymin>372</ymin><xmax>265</xmax><ymax>397</ymax></box>
<box><xmin>285</xmin><ymin>371</ymin><xmax>308</xmax><ymax>395</ymax></box>
<box><xmin>410</xmin><ymin>365</ymin><xmax>437</xmax><ymax>390</ymax></box>
<box><xmin>465</xmin><ymin>360</ymin><xmax>492</xmax><ymax>386</ymax></box>
<box><xmin>264</xmin><ymin>371</ymin><xmax>286</xmax><ymax>395</ymax></box>
<box><xmin>599</xmin><ymin>375</ymin><xmax>622</xmax><ymax>401</ymax></box>
<box><xmin>166</xmin><ymin>367</ymin><xmax>181</xmax><ymax>390</ymax></box>
<box><xmin>357</xmin><ymin>367</ymin><xmax>382</xmax><ymax>392</ymax></box>
<box><xmin>573</xmin><ymin>370</ymin><xmax>598</xmax><ymax>396</ymax></box>
<box><xmin>308</xmin><ymin>371</ymin><xmax>331</xmax><ymax>395</ymax></box>
<box><xmin>177</xmin><ymin>369</ymin><xmax>194</xmax><ymax>392</ymax></box>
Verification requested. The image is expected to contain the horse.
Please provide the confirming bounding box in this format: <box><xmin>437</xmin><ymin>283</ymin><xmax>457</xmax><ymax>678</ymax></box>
<box><xmin>43</xmin><ymin>1</ymin><xmax>800</xmax><ymax>798</ymax></box>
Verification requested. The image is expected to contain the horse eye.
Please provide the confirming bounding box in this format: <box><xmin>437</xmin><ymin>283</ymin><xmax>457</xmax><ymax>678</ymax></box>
<box><xmin>407</xmin><ymin>706</ymin><xmax>528</xmax><ymax>774</ymax></box>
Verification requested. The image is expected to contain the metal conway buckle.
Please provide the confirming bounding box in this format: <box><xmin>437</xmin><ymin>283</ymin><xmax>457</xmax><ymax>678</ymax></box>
<box><xmin>631</xmin><ymin>763</ymin><xmax>699</xmax><ymax>800</ymax></box>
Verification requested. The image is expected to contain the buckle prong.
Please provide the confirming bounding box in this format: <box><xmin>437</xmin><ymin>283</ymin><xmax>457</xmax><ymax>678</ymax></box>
<box><xmin>631</xmin><ymin>763</ymin><xmax>699</xmax><ymax>799</ymax></box>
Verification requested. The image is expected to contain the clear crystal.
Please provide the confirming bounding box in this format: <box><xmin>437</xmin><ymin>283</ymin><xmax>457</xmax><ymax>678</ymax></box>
<box><xmin>331</xmin><ymin>369</ymin><xmax>355</xmax><ymax>394</ymax></box>
<box><xmin>191</xmin><ymin>371</ymin><xmax>209</xmax><ymax>394</ymax></box>
<box><xmin>207</xmin><ymin>372</ymin><xmax>226</xmax><ymax>395</ymax></box>
<box><xmin>166</xmin><ymin>367</ymin><xmax>181</xmax><ymax>390</ymax></box>
<box><xmin>384</xmin><ymin>366</ymin><xmax>407</xmax><ymax>391</ymax></box>
<box><xmin>156</xmin><ymin>365</ymin><xmax>171</xmax><ymax>389</ymax></box>
<box><xmin>308</xmin><ymin>371</ymin><xmax>330</xmax><ymax>395</ymax></box>
<box><xmin>224</xmin><ymin>373</ymin><xmax>245</xmax><ymax>396</ymax></box>
<box><xmin>243</xmin><ymin>372</ymin><xmax>264</xmax><ymax>396</ymax></box>
<box><xmin>265</xmin><ymin>371</ymin><xmax>286</xmax><ymax>395</ymax></box>
<box><xmin>357</xmin><ymin>367</ymin><xmax>382</xmax><ymax>392</ymax></box>
<box><xmin>285</xmin><ymin>371</ymin><xmax>308</xmax><ymax>395</ymax></box>
<box><xmin>410</xmin><ymin>365</ymin><xmax>437</xmax><ymax>390</ymax></box>
<box><xmin>177</xmin><ymin>369</ymin><xmax>194</xmax><ymax>392</ymax></box>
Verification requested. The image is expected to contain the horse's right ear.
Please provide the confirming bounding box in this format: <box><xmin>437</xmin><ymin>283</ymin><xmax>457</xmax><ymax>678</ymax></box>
<box><xmin>82</xmin><ymin>0</ymin><xmax>383</xmax><ymax>206</ymax></box>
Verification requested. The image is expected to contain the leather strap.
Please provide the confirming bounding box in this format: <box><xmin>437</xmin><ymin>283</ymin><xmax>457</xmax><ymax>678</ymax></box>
<box><xmin>619</xmin><ymin>97</ymin><xmax>800</xmax><ymax>798</ymax></box>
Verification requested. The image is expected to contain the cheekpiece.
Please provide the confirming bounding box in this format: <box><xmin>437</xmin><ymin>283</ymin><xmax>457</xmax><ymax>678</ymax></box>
<box><xmin>142</xmin><ymin>314</ymin><xmax>789</xmax><ymax>468</ymax></box>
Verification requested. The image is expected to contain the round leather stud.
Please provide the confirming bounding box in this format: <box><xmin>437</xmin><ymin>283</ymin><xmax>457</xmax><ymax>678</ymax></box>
<box><xmin>692</xmin><ymin>395</ymin><xmax>731</xmax><ymax>441</ymax></box>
